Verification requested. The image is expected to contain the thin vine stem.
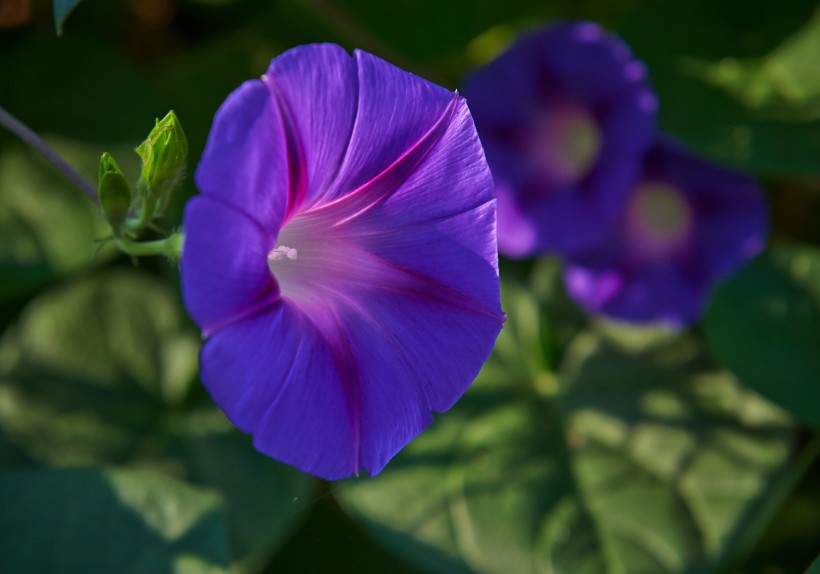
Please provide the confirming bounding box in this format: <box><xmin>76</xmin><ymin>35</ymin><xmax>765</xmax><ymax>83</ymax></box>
<box><xmin>0</xmin><ymin>104</ymin><xmax>98</xmax><ymax>203</ymax></box>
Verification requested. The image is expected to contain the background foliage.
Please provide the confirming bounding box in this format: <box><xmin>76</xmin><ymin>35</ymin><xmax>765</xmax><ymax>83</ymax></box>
<box><xmin>1</xmin><ymin>0</ymin><xmax>818</xmax><ymax>572</ymax></box>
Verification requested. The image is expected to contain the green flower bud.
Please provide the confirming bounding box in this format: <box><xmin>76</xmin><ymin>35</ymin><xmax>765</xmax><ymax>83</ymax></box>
<box><xmin>98</xmin><ymin>153</ymin><xmax>132</xmax><ymax>235</ymax></box>
<box><xmin>135</xmin><ymin>111</ymin><xmax>188</xmax><ymax>208</ymax></box>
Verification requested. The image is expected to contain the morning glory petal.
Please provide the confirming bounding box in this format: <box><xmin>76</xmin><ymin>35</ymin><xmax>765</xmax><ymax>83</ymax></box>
<box><xmin>353</xmin><ymin>201</ymin><xmax>502</xmax><ymax>314</ymax></box>
<box><xmin>200</xmin><ymin>302</ymin><xmax>358</xmax><ymax>480</ymax></box>
<box><xmin>182</xmin><ymin>44</ymin><xmax>504</xmax><ymax>479</ymax></box>
<box><xmin>323</xmin><ymin>49</ymin><xmax>455</xmax><ymax>201</ymax></box>
<box><xmin>265</xmin><ymin>43</ymin><xmax>359</xmax><ymax>210</ymax></box>
<box><xmin>180</xmin><ymin>196</ymin><xmax>275</xmax><ymax>333</ymax></box>
<box><xmin>194</xmin><ymin>79</ymin><xmax>289</xmax><ymax>232</ymax></box>
<box><xmin>346</xmin><ymin>287</ymin><xmax>503</xmax><ymax>475</ymax></box>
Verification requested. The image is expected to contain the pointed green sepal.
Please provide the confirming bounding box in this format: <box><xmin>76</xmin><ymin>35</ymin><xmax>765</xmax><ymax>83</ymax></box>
<box><xmin>98</xmin><ymin>153</ymin><xmax>132</xmax><ymax>235</ymax></box>
<box><xmin>135</xmin><ymin>111</ymin><xmax>188</xmax><ymax>208</ymax></box>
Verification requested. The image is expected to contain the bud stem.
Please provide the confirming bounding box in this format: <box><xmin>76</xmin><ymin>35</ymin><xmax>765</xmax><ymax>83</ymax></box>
<box><xmin>125</xmin><ymin>186</ymin><xmax>158</xmax><ymax>234</ymax></box>
<box><xmin>114</xmin><ymin>232</ymin><xmax>184</xmax><ymax>261</ymax></box>
<box><xmin>0</xmin><ymin>105</ymin><xmax>98</xmax><ymax>203</ymax></box>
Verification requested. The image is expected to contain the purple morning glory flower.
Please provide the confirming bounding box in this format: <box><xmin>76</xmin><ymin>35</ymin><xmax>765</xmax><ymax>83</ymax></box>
<box><xmin>180</xmin><ymin>44</ymin><xmax>504</xmax><ymax>480</ymax></box>
<box><xmin>463</xmin><ymin>21</ymin><xmax>658</xmax><ymax>258</ymax></box>
<box><xmin>564</xmin><ymin>137</ymin><xmax>768</xmax><ymax>326</ymax></box>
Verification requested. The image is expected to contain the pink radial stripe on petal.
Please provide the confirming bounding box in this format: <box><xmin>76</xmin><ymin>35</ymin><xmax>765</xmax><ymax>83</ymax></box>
<box><xmin>263</xmin><ymin>44</ymin><xmax>359</xmax><ymax>210</ymax></box>
<box><xmin>350</xmin><ymin>200</ymin><xmax>503</xmax><ymax>313</ymax></box>
<box><xmin>322</xmin><ymin>49</ymin><xmax>456</xmax><ymax>202</ymax></box>
<box><xmin>375</xmin><ymin>97</ymin><xmax>497</xmax><ymax>228</ymax></box>
<box><xmin>262</xmin><ymin>77</ymin><xmax>308</xmax><ymax>223</ymax></box>
<box><xmin>299</xmin><ymin>94</ymin><xmax>460</xmax><ymax>227</ymax></box>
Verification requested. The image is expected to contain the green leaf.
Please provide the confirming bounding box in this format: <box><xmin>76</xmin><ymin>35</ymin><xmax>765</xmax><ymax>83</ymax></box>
<box><xmin>0</xmin><ymin>467</ymin><xmax>229</xmax><ymax>573</ymax></box>
<box><xmin>171</xmin><ymin>430</ymin><xmax>317</xmax><ymax>574</ymax></box>
<box><xmin>705</xmin><ymin>244</ymin><xmax>820</xmax><ymax>427</ymax></box>
<box><xmin>337</xmin><ymin>274</ymin><xmax>794</xmax><ymax>574</ymax></box>
<box><xmin>618</xmin><ymin>0</ymin><xmax>820</xmax><ymax>175</ymax></box>
<box><xmin>0</xmin><ymin>270</ymin><xmax>199</xmax><ymax>465</ymax></box>
<box><xmin>687</xmin><ymin>8</ymin><xmax>820</xmax><ymax>121</ymax></box>
<box><xmin>53</xmin><ymin>0</ymin><xmax>83</xmax><ymax>35</ymax></box>
<box><xmin>807</xmin><ymin>553</ymin><xmax>820</xmax><ymax>574</ymax></box>
<box><xmin>0</xmin><ymin>141</ymin><xmax>117</xmax><ymax>301</ymax></box>
<box><xmin>0</xmin><ymin>270</ymin><xmax>316</xmax><ymax>570</ymax></box>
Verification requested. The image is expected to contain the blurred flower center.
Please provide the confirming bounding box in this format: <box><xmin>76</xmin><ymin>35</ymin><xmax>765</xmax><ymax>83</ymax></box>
<box><xmin>629</xmin><ymin>182</ymin><xmax>692</xmax><ymax>250</ymax></box>
<box><xmin>528</xmin><ymin>103</ymin><xmax>601</xmax><ymax>186</ymax></box>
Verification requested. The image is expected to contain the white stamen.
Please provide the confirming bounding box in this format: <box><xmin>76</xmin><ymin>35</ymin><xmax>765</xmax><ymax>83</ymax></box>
<box><xmin>268</xmin><ymin>245</ymin><xmax>298</xmax><ymax>262</ymax></box>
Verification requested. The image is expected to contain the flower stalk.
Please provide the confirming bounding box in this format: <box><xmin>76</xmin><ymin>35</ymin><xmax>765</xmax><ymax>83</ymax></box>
<box><xmin>114</xmin><ymin>233</ymin><xmax>184</xmax><ymax>260</ymax></box>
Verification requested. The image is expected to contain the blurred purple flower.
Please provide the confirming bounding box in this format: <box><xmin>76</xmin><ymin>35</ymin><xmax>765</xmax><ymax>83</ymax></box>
<box><xmin>564</xmin><ymin>137</ymin><xmax>768</xmax><ymax>326</ymax></box>
<box><xmin>180</xmin><ymin>44</ymin><xmax>504</xmax><ymax>480</ymax></box>
<box><xmin>463</xmin><ymin>21</ymin><xmax>658</xmax><ymax>258</ymax></box>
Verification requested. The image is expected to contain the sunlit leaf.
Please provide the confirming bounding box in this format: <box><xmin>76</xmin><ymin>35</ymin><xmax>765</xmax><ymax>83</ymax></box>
<box><xmin>337</xmin><ymin>271</ymin><xmax>794</xmax><ymax>574</ymax></box>
<box><xmin>0</xmin><ymin>270</ymin><xmax>198</xmax><ymax>464</ymax></box>
<box><xmin>53</xmin><ymin>0</ymin><xmax>83</xmax><ymax>35</ymax></box>
<box><xmin>0</xmin><ymin>270</ymin><xmax>316</xmax><ymax>570</ymax></box>
<box><xmin>687</xmin><ymin>9</ymin><xmax>820</xmax><ymax>120</ymax></box>
<box><xmin>0</xmin><ymin>467</ymin><xmax>229</xmax><ymax>573</ymax></box>
<box><xmin>705</xmin><ymin>244</ymin><xmax>820</xmax><ymax>427</ymax></box>
<box><xmin>619</xmin><ymin>0</ymin><xmax>820</xmax><ymax>175</ymax></box>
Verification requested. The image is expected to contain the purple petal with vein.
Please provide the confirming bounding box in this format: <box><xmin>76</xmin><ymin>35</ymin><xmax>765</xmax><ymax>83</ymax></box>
<box><xmin>181</xmin><ymin>44</ymin><xmax>504</xmax><ymax>480</ymax></box>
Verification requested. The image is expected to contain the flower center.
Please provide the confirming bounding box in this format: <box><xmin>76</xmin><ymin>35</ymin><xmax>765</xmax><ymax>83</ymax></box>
<box><xmin>628</xmin><ymin>182</ymin><xmax>692</xmax><ymax>253</ymax></box>
<box><xmin>267</xmin><ymin>245</ymin><xmax>298</xmax><ymax>264</ymax></box>
<box><xmin>528</xmin><ymin>102</ymin><xmax>601</xmax><ymax>186</ymax></box>
<box><xmin>265</xmin><ymin>213</ymin><xmax>373</xmax><ymax>309</ymax></box>
<box><xmin>266</xmin><ymin>223</ymin><xmax>315</xmax><ymax>302</ymax></box>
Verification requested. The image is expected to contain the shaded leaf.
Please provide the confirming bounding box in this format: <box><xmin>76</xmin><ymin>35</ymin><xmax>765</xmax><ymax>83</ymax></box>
<box><xmin>705</xmin><ymin>244</ymin><xmax>820</xmax><ymax>427</ymax></box>
<box><xmin>0</xmin><ymin>270</ymin><xmax>316</xmax><ymax>570</ymax></box>
<box><xmin>0</xmin><ymin>467</ymin><xmax>229</xmax><ymax>573</ymax></box>
<box><xmin>170</xmin><ymin>429</ymin><xmax>317</xmax><ymax>574</ymax></box>
<box><xmin>0</xmin><ymin>270</ymin><xmax>198</xmax><ymax>467</ymax></box>
<box><xmin>619</xmin><ymin>0</ymin><xmax>820</xmax><ymax>175</ymax></box>
<box><xmin>337</xmin><ymin>272</ymin><xmax>794</xmax><ymax>574</ymax></box>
